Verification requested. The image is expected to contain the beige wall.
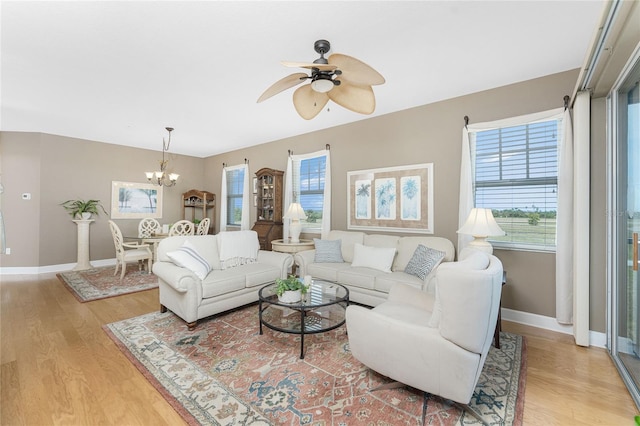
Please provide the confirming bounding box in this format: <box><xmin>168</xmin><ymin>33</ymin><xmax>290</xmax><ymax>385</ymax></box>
<box><xmin>205</xmin><ymin>69</ymin><xmax>580</xmax><ymax>322</ymax></box>
<box><xmin>2</xmin><ymin>68</ymin><xmax>608</xmax><ymax>330</ymax></box>
<box><xmin>0</xmin><ymin>132</ymin><xmax>208</xmax><ymax>267</ymax></box>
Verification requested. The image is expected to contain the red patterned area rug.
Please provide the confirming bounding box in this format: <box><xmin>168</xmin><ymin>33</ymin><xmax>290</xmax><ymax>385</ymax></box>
<box><xmin>105</xmin><ymin>304</ymin><xmax>526</xmax><ymax>425</ymax></box>
<box><xmin>57</xmin><ymin>265</ymin><xmax>158</xmax><ymax>302</ymax></box>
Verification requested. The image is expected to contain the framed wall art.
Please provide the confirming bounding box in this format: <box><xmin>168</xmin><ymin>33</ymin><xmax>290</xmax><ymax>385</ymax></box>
<box><xmin>347</xmin><ymin>163</ymin><xmax>434</xmax><ymax>234</ymax></box>
<box><xmin>110</xmin><ymin>181</ymin><xmax>163</xmax><ymax>219</ymax></box>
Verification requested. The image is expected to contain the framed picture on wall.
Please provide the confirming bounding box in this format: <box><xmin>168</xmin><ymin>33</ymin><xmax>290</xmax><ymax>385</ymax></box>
<box><xmin>347</xmin><ymin>163</ymin><xmax>434</xmax><ymax>234</ymax></box>
<box><xmin>110</xmin><ymin>181</ymin><xmax>163</xmax><ymax>219</ymax></box>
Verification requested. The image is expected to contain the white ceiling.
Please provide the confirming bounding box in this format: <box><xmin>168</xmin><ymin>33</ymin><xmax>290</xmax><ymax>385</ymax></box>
<box><xmin>1</xmin><ymin>1</ymin><xmax>605</xmax><ymax>158</ymax></box>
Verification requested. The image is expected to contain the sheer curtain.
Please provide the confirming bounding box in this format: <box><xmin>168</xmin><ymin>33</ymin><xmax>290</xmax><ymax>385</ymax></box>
<box><xmin>556</xmin><ymin>106</ymin><xmax>574</xmax><ymax>325</ymax></box>
<box><xmin>219</xmin><ymin>163</ymin><xmax>251</xmax><ymax>232</ymax></box>
<box><xmin>284</xmin><ymin>149</ymin><xmax>331</xmax><ymax>240</ymax></box>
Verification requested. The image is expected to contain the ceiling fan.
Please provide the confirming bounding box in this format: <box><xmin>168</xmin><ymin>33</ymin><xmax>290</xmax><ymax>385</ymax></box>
<box><xmin>257</xmin><ymin>39</ymin><xmax>385</xmax><ymax>120</ymax></box>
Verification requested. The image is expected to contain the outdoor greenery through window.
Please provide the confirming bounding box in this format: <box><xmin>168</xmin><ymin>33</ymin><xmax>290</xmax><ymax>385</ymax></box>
<box><xmin>226</xmin><ymin>168</ymin><xmax>244</xmax><ymax>226</ymax></box>
<box><xmin>474</xmin><ymin>118</ymin><xmax>561</xmax><ymax>250</ymax></box>
<box><xmin>296</xmin><ymin>156</ymin><xmax>326</xmax><ymax>232</ymax></box>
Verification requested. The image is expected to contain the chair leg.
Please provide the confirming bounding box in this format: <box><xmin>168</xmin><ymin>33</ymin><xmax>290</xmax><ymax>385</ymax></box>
<box><xmin>147</xmin><ymin>257</ymin><xmax>152</xmax><ymax>274</ymax></box>
<box><xmin>120</xmin><ymin>262</ymin><xmax>126</xmax><ymax>280</ymax></box>
<box><xmin>372</xmin><ymin>383</ymin><xmax>489</xmax><ymax>426</ymax></box>
<box><xmin>160</xmin><ymin>304</ymin><xmax>167</xmax><ymax>313</ymax></box>
<box><xmin>113</xmin><ymin>261</ymin><xmax>120</xmax><ymax>277</ymax></box>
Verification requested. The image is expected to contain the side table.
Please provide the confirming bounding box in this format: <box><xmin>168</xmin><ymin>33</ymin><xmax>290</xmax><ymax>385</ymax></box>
<box><xmin>270</xmin><ymin>238</ymin><xmax>314</xmax><ymax>276</ymax></box>
<box><xmin>494</xmin><ymin>270</ymin><xmax>507</xmax><ymax>349</ymax></box>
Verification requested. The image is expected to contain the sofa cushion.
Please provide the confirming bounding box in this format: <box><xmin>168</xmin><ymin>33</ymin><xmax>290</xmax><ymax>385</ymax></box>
<box><xmin>201</xmin><ymin>271</ymin><xmax>246</xmax><ymax>298</ymax></box>
<box><xmin>374</xmin><ymin>272</ymin><xmax>423</xmax><ymax>294</ymax></box>
<box><xmin>393</xmin><ymin>237</ymin><xmax>456</xmax><ymax>271</ymax></box>
<box><xmin>328</xmin><ymin>230</ymin><xmax>365</xmax><ymax>263</ymax></box>
<box><xmin>337</xmin><ymin>267</ymin><xmax>379</xmax><ymax>290</ymax></box>
<box><xmin>314</xmin><ymin>238</ymin><xmax>344</xmax><ymax>263</ymax></box>
<box><xmin>166</xmin><ymin>241</ymin><xmax>212</xmax><ymax>280</ymax></box>
<box><xmin>308</xmin><ymin>262</ymin><xmax>352</xmax><ymax>282</ymax></box>
<box><xmin>157</xmin><ymin>235</ymin><xmax>221</xmax><ymax>269</ymax></box>
<box><xmin>351</xmin><ymin>243</ymin><xmax>396</xmax><ymax>273</ymax></box>
<box><xmin>404</xmin><ymin>245</ymin><xmax>446</xmax><ymax>280</ymax></box>
<box><xmin>363</xmin><ymin>234</ymin><xmax>400</xmax><ymax>250</ymax></box>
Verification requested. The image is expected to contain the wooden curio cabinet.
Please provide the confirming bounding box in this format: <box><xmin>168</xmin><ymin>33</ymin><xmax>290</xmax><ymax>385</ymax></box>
<box><xmin>252</xmin><ymin>168</ymin><xmax>284</xmax><ymax>250</ymax></box>
<box><xmin>182</xmin><ymin>189</ymin><xmax>216</xmax><ymax>234</ymax></box>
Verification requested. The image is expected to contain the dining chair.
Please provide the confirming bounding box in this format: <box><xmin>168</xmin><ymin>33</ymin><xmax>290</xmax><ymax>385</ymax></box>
<box><xmin>138</xmin><ymin>217</ymin><xmax>161</xmax><ymax>238</ymax></box>
<box><xmin>108</xmin><ymin>220</ymin><xmax>153</xmax><ymax>280</ymax></box>
<box><xmin>196</xmin><ymin>218</ymin><xmax>211</xmax><ymax>235</ymax></box>
<box><xmin>169</xmin><ymin>220</ymin><xmax>195</xmax><ymax>236</ymax></box>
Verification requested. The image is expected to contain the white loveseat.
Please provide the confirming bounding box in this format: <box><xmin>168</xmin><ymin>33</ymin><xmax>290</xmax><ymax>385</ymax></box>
<box><xmin>294</xmin><ymin>230</ymin><xmax>455</xmax><ymax>306</ymax></box>
<box><xmin>153</xmin><ymin>232</ymin><xmax>293</xmax><ymax>329</ymax></box>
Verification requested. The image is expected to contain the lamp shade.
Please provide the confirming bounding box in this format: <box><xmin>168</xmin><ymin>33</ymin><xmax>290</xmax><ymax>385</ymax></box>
<box><xmin>284</xmin><ymin>203</ymin><xmax>307</xmax><ymax>220</ymax></box>
<box><xmin>457</xmin><ymin>208</ymin><xmax>505</xmax><ymax>237</ymax></box>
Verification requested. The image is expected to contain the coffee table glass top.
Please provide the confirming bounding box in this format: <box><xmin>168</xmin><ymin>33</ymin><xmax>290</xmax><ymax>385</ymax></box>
<box><xmin>258</xmin><ymin>279</ymin><xmax>349</xmax><ymax>344</ymax></box>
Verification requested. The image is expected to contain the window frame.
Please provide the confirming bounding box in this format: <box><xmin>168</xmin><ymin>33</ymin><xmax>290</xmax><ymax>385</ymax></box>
<box><xmin>225</xmin><ymin>167</ymin><xmax>245</xmax><ymax>227</ymax></box>
<box><xmin>295</xmin><ymin>155</ymin><xmax>327</xmax><ymax>234</ymax></box>
<box><xmin>469</xmin><ymin>110</ymin><xmax>565</xmax><ymax>253</ymax></box>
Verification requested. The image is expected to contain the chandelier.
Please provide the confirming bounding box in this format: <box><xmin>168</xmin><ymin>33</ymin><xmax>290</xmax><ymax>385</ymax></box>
<box><xmin>146</xmin><ymin>127</ymin><xmax>179</xmax><ymax>187</ymax></box>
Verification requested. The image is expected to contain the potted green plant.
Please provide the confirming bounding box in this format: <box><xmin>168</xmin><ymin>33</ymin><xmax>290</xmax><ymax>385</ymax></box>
<box><xmin>60</xmin><ymin>199</ymin><xmax>108</xmax><ymax>220</ymax></box>
<box><xmin>275</xmin><ymin>275</ymin><xmax>308</xmax><ymax>303</ymax></box>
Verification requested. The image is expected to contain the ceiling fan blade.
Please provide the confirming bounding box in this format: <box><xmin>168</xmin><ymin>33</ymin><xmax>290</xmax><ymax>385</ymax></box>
<box><xmin>282</xmin><ymin>61</ymin><xmax>337</xmax><ymax>72</ymax></box>
<box><xmin>257</xmin><ymin>72</ymin><xmax>308</xmax><ymax>103</ymax></box>
<box><xmin>293</xmin><ymin>84</ymin><xmax>330</xmax><ymax>120</ymax></box>
<box><xmin>328</xmin><ymin>53</ymin><xmax>385</xmax><ymax>86</ymax></box>
<box><xmin>327</xmin><ymin>81</ymin><xmax>376</xmax><ymax>115</ymax></box>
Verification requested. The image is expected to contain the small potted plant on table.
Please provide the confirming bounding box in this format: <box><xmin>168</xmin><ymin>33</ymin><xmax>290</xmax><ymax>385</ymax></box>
<box><xmin>275</xmin><ymin>275</ymin><xmax>308</xmax><ymax>303</ymax></box>
<box><xmin>60</xmin><ymin>199</ymin><xmax>108</xmax><ymax>220</ymax></box>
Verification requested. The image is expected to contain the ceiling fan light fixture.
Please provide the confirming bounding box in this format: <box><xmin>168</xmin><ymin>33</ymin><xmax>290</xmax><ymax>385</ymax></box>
<box><xmin>311</xmin><ymin>78</ymin><xmax>334</xmax><ymax>93</ymax></box>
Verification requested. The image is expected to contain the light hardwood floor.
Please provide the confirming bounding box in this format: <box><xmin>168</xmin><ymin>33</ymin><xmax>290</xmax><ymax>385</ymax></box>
<box><xmin>1</xmin><ymin>273</ymin><xmax>638</xmax><ymax>425</ymax></box>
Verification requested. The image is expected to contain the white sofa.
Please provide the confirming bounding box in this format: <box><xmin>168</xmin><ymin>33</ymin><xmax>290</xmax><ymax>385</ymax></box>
<box><xmin>346</xmin><ymin>249</ymin><xmax>504</xmax><ymax>417</ymax></box>
<box><xmin>153</xmin><ymin>232</ymin><xmax>293</xmax><ymax>329</ymax></box>
<box><xmin>294</xmin><ymin>230</ymin><xmax>455</xmax><ymax>306</ymax></box>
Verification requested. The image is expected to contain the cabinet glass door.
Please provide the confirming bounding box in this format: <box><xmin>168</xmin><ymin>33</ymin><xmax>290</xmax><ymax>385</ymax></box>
<box><xmin>610</xmin><ymin>51</ymin><xmax>640</xmax><ymax>408</ymax></box>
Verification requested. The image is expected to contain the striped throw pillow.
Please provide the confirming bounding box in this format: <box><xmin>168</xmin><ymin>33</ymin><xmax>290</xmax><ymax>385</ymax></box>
<box><xmin>167</xmin><ymin>240</ymin><xmax>212</xmax><ymax>280</ymax></box>
<box><xmin>404</xmin><ymin>244</ymin><xmax>445</xmax><ymax>280</ymax></box>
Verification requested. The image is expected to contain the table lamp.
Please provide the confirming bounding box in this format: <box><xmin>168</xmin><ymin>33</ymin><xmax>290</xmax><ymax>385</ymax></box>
<box><xmin>457</xmin><ymin>208</ymin><xmax>505</xmax><ymax>254</ymax></box>
<box><xmin>284</xmin><ymin>202</ymin><xmax>307</xmax><ymax>243</ymax></box>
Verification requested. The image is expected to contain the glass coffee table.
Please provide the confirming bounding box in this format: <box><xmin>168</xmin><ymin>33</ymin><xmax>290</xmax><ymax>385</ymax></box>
<box><xmin>258</xmin><ymin>279</ymin><xmax>349</xmax><ymax>359</ymax></box>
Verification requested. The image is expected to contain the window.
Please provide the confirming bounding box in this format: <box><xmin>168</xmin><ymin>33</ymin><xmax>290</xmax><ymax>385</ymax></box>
<box><xmin>294</xmin><ymin>155</ymin><xmax>326</xmax><ymax>233</ymax></box>
<box><xmin>473</xmin><ymin>118</ymin><xmax>561</xmax><ymax>250</ymax></box>
<box><xmin>225</xmin><ymin>168</ymin><xmax>245</xmax><ymax>226</ymax></box>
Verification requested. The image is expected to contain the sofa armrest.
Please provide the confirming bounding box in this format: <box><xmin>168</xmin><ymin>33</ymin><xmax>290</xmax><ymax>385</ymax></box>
<box><xmin>293</xmin><ymin>249</ymin><xmax>316</xmax><ymax>276</ymax></box>
<box><xmin>388</xmin><ymin>283</ymin><xmax>435</xmax><ymax>312</ymax></box>
<box><xmin>257</xmin><ymin>250</ymin><xmax>294</xmax><ymax>278</ymax></box>
<box><xmin>152</xmin><ymin>261</ymin><xmax>199</xmax><ymax>293</ymax></box>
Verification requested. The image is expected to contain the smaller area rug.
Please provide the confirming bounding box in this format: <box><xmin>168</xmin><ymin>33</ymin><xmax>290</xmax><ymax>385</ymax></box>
<box><xmin>105</xmin><ymin>305</ymin><xmax>526</xmax><ymax>425</ymax></box>
<box><xmin>57</xmin><ymin>265</ymin><xmax>158</xmax><ymax>302</ymax></box>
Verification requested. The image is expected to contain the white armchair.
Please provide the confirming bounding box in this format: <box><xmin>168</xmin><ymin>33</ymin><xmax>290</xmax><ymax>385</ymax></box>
<box><xmin>346</xmin><ymin>249</ymin><xmax>503</xmax><ymax>424</ymax></box>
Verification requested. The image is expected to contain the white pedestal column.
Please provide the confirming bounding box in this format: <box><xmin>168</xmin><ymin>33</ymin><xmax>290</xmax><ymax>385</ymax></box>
<box><xmin>72</xmin><ymin>219</ymin><xmax>95</xmax><ymax>271</ymax></box>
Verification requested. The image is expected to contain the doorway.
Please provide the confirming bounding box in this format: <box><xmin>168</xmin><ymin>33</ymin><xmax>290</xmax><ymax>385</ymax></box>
<box><xmin>608</xmin><ymin>46</ymin><xmax>640</xmax><ymax>409</ymax></box>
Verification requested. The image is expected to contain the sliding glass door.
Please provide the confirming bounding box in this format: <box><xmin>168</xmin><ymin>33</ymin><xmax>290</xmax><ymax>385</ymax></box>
<box><xmin>608</xmin><ymin>47</ymin><xmax>640</xmax><ymax>409</ymax></box>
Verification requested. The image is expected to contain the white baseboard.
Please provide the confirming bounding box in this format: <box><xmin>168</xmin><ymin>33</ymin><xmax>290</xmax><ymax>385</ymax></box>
<box><xmin>0</xmin><ymin>259</ymin><xmax>116</xmax><ymax>276</ymax></box>
<box><xmin>502</xmin><ymin>307</ymin><xmax>607</xmax><ymax>348</ymax></box>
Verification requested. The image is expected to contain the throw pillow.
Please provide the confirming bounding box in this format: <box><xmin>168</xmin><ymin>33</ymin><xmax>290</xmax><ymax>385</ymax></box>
<box><xmin>167</xmin><ymin>240</ymin><xmax>212</xmax><ymax>280</ymax></box>
<box><xmin>350</xmin><ymin>243</ymin><xmax>396</xmax><ymax>273</ymax></box>
<box><xmin>314</xmin><ymin>239</ymin><xmax>344</xmax><ymax>263</ymax></box>
<box><xmin>404</xmin><ymin>245</ymin><xmax>446</xmax><ymax>280</ymax></box>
